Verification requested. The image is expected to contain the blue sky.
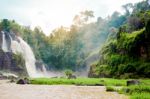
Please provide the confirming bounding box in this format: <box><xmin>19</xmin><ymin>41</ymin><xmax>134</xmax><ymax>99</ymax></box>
<box><xmin>0</xmin><ymin>0</ymin><xmax>144</xmax><ymax>35</ymax></box>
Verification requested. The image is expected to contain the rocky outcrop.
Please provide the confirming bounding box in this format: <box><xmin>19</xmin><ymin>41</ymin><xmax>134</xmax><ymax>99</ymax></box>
<box><xmin>0</xmin><ymin>31</ymin><xmax>27</xmax><ymax>76</ymax></box>
<box><xmin>0</xmin><ymin>49</ymin><xmax>26</xmax><ymax>76</ymax></box>
<box><xmin>127</xmin><ymin>80</ymin><xmax>140</xmax><ymax>86</ymax></box>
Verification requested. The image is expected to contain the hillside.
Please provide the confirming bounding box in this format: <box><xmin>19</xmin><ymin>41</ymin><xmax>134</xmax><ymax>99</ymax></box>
<box><xmin>89</xmin><ymin>0</ymin><xmax>150</xmax><ymax>78</ymax></box>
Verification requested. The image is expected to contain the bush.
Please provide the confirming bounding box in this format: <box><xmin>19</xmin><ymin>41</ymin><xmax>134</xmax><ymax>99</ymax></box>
<box><xmin>137</xmin><ymin>63</ymin><xmax>150</xmax><ymax>77</ymax></box>
<box><xmin>64</xmin><ymin>69</ymin><xmax>73</xmax><ymax>78</ymax></box>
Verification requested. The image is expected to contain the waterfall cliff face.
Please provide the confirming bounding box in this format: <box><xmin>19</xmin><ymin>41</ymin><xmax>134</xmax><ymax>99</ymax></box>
<box><xmin>10</xmin><ymin>36</ymin><xmax>37</xmax><ymax>77</ymax></box>
<box><xmin>18</xmin><ymin>37</ymin><xmax>37</xmax><ymax>77</ymax></box>
<box><xmin>0</xmin><ymin>31</ymin><xmax>48</xmax><ymax>77</ymax></box>
<box><xmin>2</xmin><ymin>31</ymin><xmax>10</xmax><ymax>52</ymax></box>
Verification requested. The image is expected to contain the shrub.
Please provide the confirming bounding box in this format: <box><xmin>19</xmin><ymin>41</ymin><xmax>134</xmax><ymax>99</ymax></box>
<box><xmin>64</xmin><ymin>69</ymin><xmax>73</xmax><ymax>78</ymax></box>
<box><xmin>137</xmin><ymin>63</ymin><xmax>150</xmax><ymax>77</ymax></box>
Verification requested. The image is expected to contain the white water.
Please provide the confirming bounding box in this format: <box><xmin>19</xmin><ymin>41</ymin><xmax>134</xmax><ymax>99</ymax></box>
<box><xmin>2</xmin><ymin>31</ymin><xmax>9</xmax><ymax>52</ymax></box>
<box><xmin>8</xmin><ymin>35</ymin><xmax>37</xmax><ymax>77</ymax></box>
<box><xmin>1</xmin><ymin>31</ymin><xmax>48</xmax><ymax>77</ymax></box>
<box><xmin>18</xmin><ymin>37</ymin><xmax>38</xmax><ymax>77</ymax></box>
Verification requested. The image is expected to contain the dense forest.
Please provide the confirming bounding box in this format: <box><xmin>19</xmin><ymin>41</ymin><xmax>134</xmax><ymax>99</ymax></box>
<box><xmin>0</xmin><ymin>0</ymin><xmax>150</xmax><ymax>78</ymax></box>
<box><xmin>89</xmin><ymin>0</ymin><xmax>150</xmax><ymax>78</ymax></box>
<box><xmin>0</xmin><ymin>10</ymin><xmax>110</xmax><ymax>71</ymax></box>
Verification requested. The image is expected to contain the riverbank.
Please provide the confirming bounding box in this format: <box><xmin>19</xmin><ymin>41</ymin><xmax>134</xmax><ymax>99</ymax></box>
<box><xmin>30</xmin><ymin>78</ymin><xmax>150</xmax><ymax>99</ymax></box>
<box><xmin>0</xmin><ymin>80</ymin><xmax>127</xmax><ymax>99</ymax></box>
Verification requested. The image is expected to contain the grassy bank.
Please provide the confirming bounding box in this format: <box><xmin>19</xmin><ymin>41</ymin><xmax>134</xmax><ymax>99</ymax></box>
<box><xmin>30</xmin><ymin>78</ymin><xmax>127</xmax><ymax>86</ymax></box>
<box><xmin>117</xmin><ymin>85</ymin><xmax>150</xmax><ymax>99</ymax></box>
<box><xmin>30</xmin><ymin>78</ymin><xmax>150</xmax><ymax>99</ymax></box>
<box><xmin>105</xmin><ymin>79</ymin><xmax>150</xmax><ymax>99</ymax></box>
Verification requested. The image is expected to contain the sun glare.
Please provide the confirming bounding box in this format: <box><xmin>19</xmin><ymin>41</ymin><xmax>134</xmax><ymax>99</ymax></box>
<box><xmin>23</xmin><ymin>0</ymin><xmax>144</xmax><ymax>35</ymax></box>
<box><xmin>29</xmin><ymin>0</ymin><xmax>77</xmax><ymax>35</ymax></box>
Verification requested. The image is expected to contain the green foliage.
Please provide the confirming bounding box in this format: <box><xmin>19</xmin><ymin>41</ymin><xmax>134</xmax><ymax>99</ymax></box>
<box><xmin>101</xmin><ymin>78</ymin><xmax>126</xmax><ymax>86</ymax></box>
<box><xmin>90</xmin><ymin>28</ymin><xmax>150</xmax><ymax>78</ymax></box>
<box><xmin>0</xmin><ymin>19</ymin><xmax>11</xmax><ymax>31</ymax></box>
<box><xmin>12</xmin><ymin>53</ymin><xmax>25</xmax><ymax>69</ymax></box>
<box><xmin>30</xmin><ymin>78</ymin><xmax>102</xmax><ymax>86</ymax></box>
<box><xmin>101</xmin><ymin>39</ymin><xmax>117</xmax><ymax>55</ymax></box>
<box><xmin>120</xmin><ymin>85</ymin><xmax>150</xmax><ymax>99</ymax></box>
<box><xmin>116</xmin><ymin>29</ymin><xmax>145</xmax><ymax>57</ymax></box>
<box><xmin>64</xmin><ymin>69</ymin><xmax>73</xmax><ymax>78</ymax></box>
<box><xmin>30</xmin><ymin>78</ymin><xmax>127</xmax><ymax>86</ymax></box>
<box><xmin>106</xmin><ymin>86</ymin><xmax>115</xmax><ymax>91</ymax></box>
<box><xmin>130</xmin><ymin>92</ymin><xmax>150</xmax><ymax>99</ymax></box>
<box><xmin>115</xmin><ymin>79</ymin><xmax>150</xmax><ymax>99</ymax></box>
<box><xmin>90</xmin><ymin>1</ymin><xmax>150</xmax><ymax>78</ymax></box>
<box><xmin>12</xmin><ymin>53</ymin><xmax>27</xmax><ymax>76</ymax></box>
<box><xmin>0</xmin><ymin>0</ymin><xmax>149</xmax><ymax>76</ymax></box>
<box><xmin>145</xmin><ymin>19</ymin><xmax>150</xmax><ymax>39</ymax></box>
<box><xmin>126</xmin><ymin>85</ymin><xmax>150</xmax><ymax>94</ymax></box>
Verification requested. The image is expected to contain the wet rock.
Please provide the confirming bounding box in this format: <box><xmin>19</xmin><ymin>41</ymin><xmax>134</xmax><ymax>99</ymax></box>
<box><xmin>17</xmin><ymin>79</ymin><xmax>26</xmax><ymax>84</ymax></box>
<box><xmin>0</xmin><ymin>31</ymin><xmax>27</xmax><ymax>76</ymax></box>
<box><xmin>17</xmin><ymin>78</ymin><xmax>30</xmax><ymax>84</ymax></box>
<box><xmin>127</xmin><ymin>80</ymin><xmax>140</xmax><ymax>86</ymax></box>
<box><xmin>24</xmin><ymin>78</ymin><xmax>30</xmax><ymax>84</ymax></box>
<box><xmin>0</xmin><ymin>75</ymin><xmax>7</xmax><ymax>80</ymax></box>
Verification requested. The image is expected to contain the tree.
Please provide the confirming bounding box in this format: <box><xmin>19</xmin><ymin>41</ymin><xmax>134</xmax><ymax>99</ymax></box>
<box><xmin>0</xmin><ymin>19</ymin><xmax>11</xmax><ymax>31</ymax></box>
<box><xmin>146</xmin><ymin>19</ymin><xmax>150</xmax><ymax>39</ymax></box>
<box><xmin>122</xmin><ymin>3</ymin><xmax>134</xmax><ymax>16</ymax></box>
<box><xmin>73</xmin><ymin>10</ymin><xmax>94</xmax><ymax>26</ymax></box>
<box><xmin>127</xmin><ymin>16</ymin><xmax>144</xmax><ymax>32</ymax></box>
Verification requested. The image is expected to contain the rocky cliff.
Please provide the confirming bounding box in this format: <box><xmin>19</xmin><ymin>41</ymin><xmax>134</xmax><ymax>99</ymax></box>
<box><xmin>0</xmin><ymin>31</ymin><xmax>27</xmax><ymax>76</ymax></box>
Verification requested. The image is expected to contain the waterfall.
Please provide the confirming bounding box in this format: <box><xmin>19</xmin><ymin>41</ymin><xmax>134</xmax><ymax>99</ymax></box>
<box><xmin>0</xmin><ymin>31</ymin><xmax>49</xmax><ymax>77</ymax></box>
<box><xmin>2</xmin><ymin>31</ymin><xmax>9</xmax><ymax>52</ymax></box>
<box><xmin>8</xmin><ymin>35</ymin><xmax>37</xmax><ymax>77</ymax></box>
<box><xmin>5</xmin><ymin>32</ymin><xmax>48</xmax><ymax>77</ymax></box>
<box><xmin>18</xmin><ymin>37</ymin><xmax>38</xmax><ymax>77</ymax></box>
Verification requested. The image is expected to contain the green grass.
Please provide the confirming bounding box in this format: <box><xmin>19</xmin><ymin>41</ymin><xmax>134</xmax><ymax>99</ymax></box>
<box><xmin>130</xmin><ymin>92</ymin><xmax>150</xmax><ymax>99</ymax></box>
<box><xmin>100</xmin><ymin>78</ymin><xmax>126</xmax><ymax>86</ymax></box>
<box><xmin>140</xmin><ymin>79</ymin><xmax>150</xmax><ymax>86</ymax></box>
<box><xmin>121</xmin><ymin>85</ymin><xmax>150</xmax><ymax>94</ymax></box>
<box><xmin>30</xmin><ymin>78</ymin><xmax>150</xmax><ymax>99</ymax></box>
<box><xmin>30</xmin><ymin>78</ymin><xmax>102</xmax><ymax>86</ymax></box>
<box><xmin>119</xmin><ymin>81</ymin><xmax>150</xmax><ymax>99</ymax></box>
<box><xmin>30</xmin><ymin>78</ymin><xmax>127</xmax><ymax>86</ymax></box>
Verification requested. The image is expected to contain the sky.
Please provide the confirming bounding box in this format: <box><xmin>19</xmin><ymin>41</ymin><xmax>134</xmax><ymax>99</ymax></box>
<box><xmin>0</xmin><ymin>0</ymin><xmax>145</xmax><ymax>35</ymax></box>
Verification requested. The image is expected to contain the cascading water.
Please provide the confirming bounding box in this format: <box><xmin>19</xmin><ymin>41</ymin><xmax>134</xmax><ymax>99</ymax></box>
<box><xmin>1</xmin><ymin>31</ymin><xmax>48</xmax><ymax>77</ymax></box>
<box><xmin>17</xmin><ymin>37</ymin><xmax>38</xmax><ymax>77</ymax></box>
<box><xmin>2</xmin><ymin>31</ymin><xmax>9</xmax><ymax>52</ymax></box>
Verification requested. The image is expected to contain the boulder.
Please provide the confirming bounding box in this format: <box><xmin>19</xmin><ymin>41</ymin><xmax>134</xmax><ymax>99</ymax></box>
<box><xmin>24</xmin><ymin>77</ymin><xmax>30</xmax><ymax>84</ymax></box>
<box><xmin>127</xmin><ymin>80</ymin><xmax>140</xmax><ymax>86</ymax></box>
<box><xmin>16</xmin><ymin>78</ymin><xmax>30</xmax><ymax>84</ymax></box>
<box><xmin>17</xmin><ymin>79</ymin><xmax>26</xmax><ymax>84</ymax></box>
